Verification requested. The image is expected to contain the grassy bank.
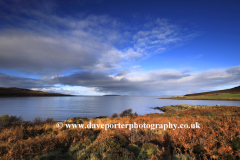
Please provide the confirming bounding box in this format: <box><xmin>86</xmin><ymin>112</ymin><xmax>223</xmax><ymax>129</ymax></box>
<box><xmin>154</xmin><ymin>104</ymin><xmax>229</xmax><ymax>112</ymax></box>
<box><xmin>161</xmin><ymin>93</ymin><xmax>240</xmax><ymax>101</ymax></box>
<box><xmin>1</xmin><ymin>106</ymin><xmax>240</xmax><ymax>159</ymax></box>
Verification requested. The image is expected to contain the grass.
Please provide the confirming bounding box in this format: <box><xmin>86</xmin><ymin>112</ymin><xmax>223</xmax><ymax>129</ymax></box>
<box><xmin>204</xmin><ymin>93</ymin><xmax>240</xmax><ymax>99</ymax></box>
<box><xmin>162</xmin><ymin>93</ymin><xmax>240</xmax><ymax>101</ymax></box>
<box><xmin>1</xmin><ymin>106</ymin><xmax>240</xmax><ymax>159</ymax></box>
<box><xmin>154</xmin><ymin>104</ymin><xmax>229</xmax><ymax>112</ymax></box>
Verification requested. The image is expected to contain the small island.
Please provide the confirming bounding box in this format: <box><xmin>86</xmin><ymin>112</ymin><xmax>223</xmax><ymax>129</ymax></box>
<box><xmin>0</xmin><ymin>87</ymin><xmax>73</xmax><ymax>97</ymax></box>
<box><xmin>161</xmin><ymin>85</ymin><xmax>240</xmax><ymax>101</ymax></box>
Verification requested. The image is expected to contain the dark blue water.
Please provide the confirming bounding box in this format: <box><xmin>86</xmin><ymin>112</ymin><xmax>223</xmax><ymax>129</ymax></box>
<box><xmin>0</xmin><ymin>96</ymin><xmax>240</xmax><ymax>121</ymax></box>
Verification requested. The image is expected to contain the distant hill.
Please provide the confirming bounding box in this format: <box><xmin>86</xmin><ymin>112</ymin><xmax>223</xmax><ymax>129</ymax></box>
<box><xmin>161</xmin><ymin>85</ymin><xmax>240</xmax><ymax>101</ymax></box>
<box><xmin>0</xmin><ymin>87</ymin><xmax>73</xmax><ymax>97</ymax></box>
<box><xmin>185</xmin><ymin>85</ymin><xmax>240</xmax><ymax>96</ymax></box>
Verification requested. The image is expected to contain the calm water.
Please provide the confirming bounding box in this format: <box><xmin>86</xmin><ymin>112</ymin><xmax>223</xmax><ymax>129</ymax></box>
<box><xmin>0</xmin><ymin>96</ymin><xmax>240</xmax><ymax>121</ymax></box>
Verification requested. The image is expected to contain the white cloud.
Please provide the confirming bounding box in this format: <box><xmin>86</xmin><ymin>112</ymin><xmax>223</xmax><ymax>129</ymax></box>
<box><xmin>123</xmin><ymin>48</ymin><xmax>143</xmax><ymax>60</ymax></box>
<box><xmin>1</xmin><ymin>65</ymin><xmax>239</xmax><ymax>95</ymax></box>
<box><xmin>32</xmin><ymin>86</ymin><xmax>102</xmax><ymax>95</ymax></box>
<box><xmin>41</xmin><ymin>65</ymin><xmax>239</xmax><ymax>95</ymax></box>
<box><xmin>133</xmin><ymin>18</ymin><xmax>197</xmax><ymax>55</ymax></box>
<box><xmin>0</xmin><ymin>7</ymin><xmax>197</xmax><ymax>75</ymax></box>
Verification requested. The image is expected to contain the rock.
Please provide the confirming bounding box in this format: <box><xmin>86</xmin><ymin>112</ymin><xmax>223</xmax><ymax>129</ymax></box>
<box><xmin>64</xmin><ymin>117</ymin><xmax>85</xmax><ymax>124</ymax></box>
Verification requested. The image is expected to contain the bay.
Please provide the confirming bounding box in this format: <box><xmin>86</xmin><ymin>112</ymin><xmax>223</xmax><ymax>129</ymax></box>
<box><xmin>0</xmin><ymin>96</ymin><xmax>240</xmax><ymax>121</ymax></box>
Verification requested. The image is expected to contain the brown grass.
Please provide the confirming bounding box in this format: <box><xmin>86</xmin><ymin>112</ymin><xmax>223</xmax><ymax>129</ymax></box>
<box><xmin>1</xmin><ymin>106</ymin><xmax>240</xmax><ymax>159</ymax></box>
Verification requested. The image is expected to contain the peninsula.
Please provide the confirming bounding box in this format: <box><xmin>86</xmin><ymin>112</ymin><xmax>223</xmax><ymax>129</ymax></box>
<box><xmin>0</xmin><ymin>87</ymin><xmax>73</xmax><ymax>97</ymax></box>
<box><xmin>161</xmin><ymin>85</ymin><xmax>240</xmax><ymax>101</ymax></box>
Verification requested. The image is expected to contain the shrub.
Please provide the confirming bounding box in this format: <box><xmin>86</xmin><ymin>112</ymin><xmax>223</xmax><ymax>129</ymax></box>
<box><xmin>193</xmin><ymin>145</ymin><xmax>205</xmax><ymax>154</ymax></box>
<box><xmin>120</xmin><ymin>109</ymin><xmax>132</xmax><ymax>117</ymax></box>
<box><xmin>200</xmin><ymin>111</ymin><xmax>215</xmax><ymax>117</ymax></box>
<box><xmin>44</xmin><ymin>118</ymin><xmax>54</xmax><ymax>124</ymax></box>
<box><xmin>87</xmin><ymin>132</ymin><xmax>130</xmax><ymax>154</ymax></box>
<box><xmin>0</xmin><ymin>145</ymin><xmax>8</xmax><ymax>156</ymax></box>
<box><xmin>130</xmin><ymin>112</ymin><xmax>138</xmax><ymax>118</ymax></box>
<box><xmin>172</xmin><ymin>153</ymin><xmax>193</xmax><ymax>160</ymax></box>
<box><xmin>32</xmin><ymin>151</ymin><xmax>73</xmax><ymax>160</ymax></box>
<box><xmin>103</xmin><ymin>147</ymin><xmax>134</xmax><ymax>160</ymax></box>
<box><xmin>225</xmin><ymin>155</ymin><xmax>234</xmax><ymax>160</ymax></box>
<box><xmin>33</xmin><ymin>117</ymin><xmax>43</xmax><ymax>125</ymax></box>
<box><xmin>108</xmin><ymin>135</ymin><xmax>129</xmax><ymax>149</ymax></box>
<box><xmin>0</xmin><ymin>114</ymin><xmax>22</xmax><ymax>128</ymax></box>
<box><xmin>111</xmin><ymin>113</ymin><xmax>118</xmax><ymax>118</ymax></box>
<box><xmin>232</xmin><ymin>137</ymin><xmax>240</xmax><ymax>150</ymax></box>
<box><xmin>138</xmin><ymin>143</ymin><xmax>160</xmax><ymax>159</ymax></box>
<box><xmin>128</xmin><ymin>144</ymin><xmax>140</xmax><ymax>157</ymax></box>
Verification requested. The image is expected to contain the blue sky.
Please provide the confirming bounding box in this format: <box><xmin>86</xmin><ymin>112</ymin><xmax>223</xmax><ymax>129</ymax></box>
<box><xmin>0</xmin><ymin>0</ymin><xmax>240</xmax><ymax>95</ymax></box>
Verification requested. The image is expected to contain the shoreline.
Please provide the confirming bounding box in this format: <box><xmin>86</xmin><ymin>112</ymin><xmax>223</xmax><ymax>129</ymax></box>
<box><xmin>153</xmin><ymin>104</ymin><xmax>231</xmax><ymax>112</ymax></box>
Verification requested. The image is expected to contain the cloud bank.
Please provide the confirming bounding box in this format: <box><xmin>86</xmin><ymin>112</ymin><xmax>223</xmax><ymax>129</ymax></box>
<box><xmin>1</xmin><ymin>66</ymin><xmax>239</xmax><ymax>95</ymax></box>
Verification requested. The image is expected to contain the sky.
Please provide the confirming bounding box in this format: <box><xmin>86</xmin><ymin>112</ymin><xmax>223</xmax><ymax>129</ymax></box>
<box><xmin>0</xmin><ymin>0</ymin><xmax>240</xmax><ymax>96</ymax></box>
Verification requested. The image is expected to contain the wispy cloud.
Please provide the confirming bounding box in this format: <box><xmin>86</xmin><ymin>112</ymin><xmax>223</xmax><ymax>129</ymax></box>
<box><xmin>0</xmin><ymin>1</ymin><xmax>197</xmax><ymax>75</ymax></box>
<box><xmin>132</xmin><ymin>18</ymin><xmax>198</xmax><ymax>56</ymax></box>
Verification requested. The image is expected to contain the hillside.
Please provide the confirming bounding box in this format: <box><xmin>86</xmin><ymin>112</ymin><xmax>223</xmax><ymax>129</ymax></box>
<box><xmin>185</xmin><ymin>85</ymin><xmax>240</xmax><ymax>96</ymax></box>
<box><xmin>0</xmin><ymin>87</ymin><xmax>73</xmax><ymax>97</ymax></box>
<box><xmin>161</xmin><ymin>85</ymin><xmax>240</xmax><ymax>101</ymax></box>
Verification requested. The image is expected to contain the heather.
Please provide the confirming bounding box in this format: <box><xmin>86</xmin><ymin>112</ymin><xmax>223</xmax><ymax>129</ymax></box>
<box><xmin>1</xmin><ymin>106</ymin><xmax>240</xmax><ymax>159</ymax></box>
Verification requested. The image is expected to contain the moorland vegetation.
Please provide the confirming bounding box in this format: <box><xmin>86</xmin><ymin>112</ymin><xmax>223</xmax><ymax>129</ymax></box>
<box><xmin>1</xmin><ymin>105</ymin><xmax>240</xmax><ymax>159</ymax></box>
